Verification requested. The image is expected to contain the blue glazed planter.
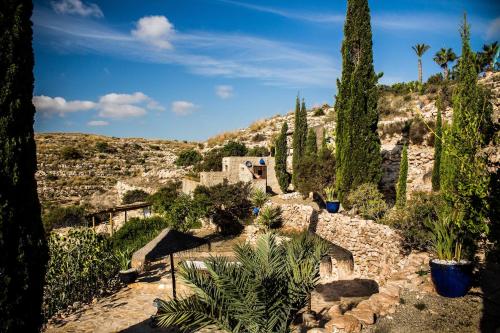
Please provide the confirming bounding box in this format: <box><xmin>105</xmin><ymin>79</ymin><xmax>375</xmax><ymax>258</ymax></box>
<box><xmin>430</xmin><ymin>259</ymin><xmax>473</xmax><ymax>298</ymax></box>
<box><xmin>252</xmin><ymin>207</ymin><xmax>260</xmax><ymax>216</ymax></box>
<box><xmin>325</xmin><ymin>201</ymin><xmax>340</xmax><ymax>213</ymax></box>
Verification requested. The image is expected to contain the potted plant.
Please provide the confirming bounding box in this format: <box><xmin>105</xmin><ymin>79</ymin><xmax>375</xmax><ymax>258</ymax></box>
<box><xmin>251</xmin><ymin>189</ymin><xmax>269</xmax><ymax>216</ymax></box>
<box><xmin>426</xmin><ymin>213</ymin><xmax>473</xmax><ymax>298</ymax></box>
<box><xmin>116</xmin><ymin>248</ymin><xmax>138</xmax><ymax>284</ymax></box>
<box><xmin>324</xmin><ymin>186</ymin><xmax>340</xmax><ymax>213</ymax></box>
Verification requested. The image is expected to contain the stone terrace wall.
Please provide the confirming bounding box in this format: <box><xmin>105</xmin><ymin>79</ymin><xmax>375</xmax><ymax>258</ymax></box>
<box><xmin>315</xmin><ymin>211</ymin><xmax>402</xmax><ymax>284</ymax></box>
<box><xmin>267</xmin><ymin>202</ymin><xmax>315</xmax><ymax>231</ymax></box>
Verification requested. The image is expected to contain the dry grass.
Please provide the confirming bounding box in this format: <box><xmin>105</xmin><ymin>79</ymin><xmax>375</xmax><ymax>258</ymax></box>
<box><xmin>206</xmin><ymin>130</ymin><xmax>239</xmax><ymax>147</ymax></box>
<box><xmin>249</xmin><ymin>119</ymin><xmax>267</xmax><ymax>132</ymax></box>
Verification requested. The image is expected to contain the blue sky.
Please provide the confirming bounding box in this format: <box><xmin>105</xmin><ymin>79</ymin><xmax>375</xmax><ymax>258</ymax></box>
<box><xmin>33</xmin><ymin>0</ymin><xmax>500</xmax><ymax>141</ymax></box>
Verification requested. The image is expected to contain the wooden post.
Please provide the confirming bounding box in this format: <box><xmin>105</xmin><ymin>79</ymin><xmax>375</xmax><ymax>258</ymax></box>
<box><xmin>124</xmin><ymin>210</ymin><xmax>127</xmax><ymax>224</ymax></box>
<box><xmin>92</xmin><ymin>216</ymin><xmax>95</xmax><ymax>231</ymax></box>
<box><xmin>109</xmin><ymin>212</ymin><xmax>113</xmax><ymax>236</ymax></box>
<box><xmin>170</xmin><ymin>253</ymin><xmax>176</xmax><ymax>300</ymax></box>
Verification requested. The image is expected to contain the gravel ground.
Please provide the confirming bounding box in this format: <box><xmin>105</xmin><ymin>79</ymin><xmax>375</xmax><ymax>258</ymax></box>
<box><xmin>370</xmin><ymin>288</ymin><xmax>499</xmax><ymax>333</ymax></box>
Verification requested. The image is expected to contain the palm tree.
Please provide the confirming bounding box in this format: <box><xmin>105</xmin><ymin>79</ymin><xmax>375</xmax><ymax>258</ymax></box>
<box><xmin>153</xmin><ymin>232</ymin><xmax>329</xmax><ymax>333</ymax></box>
<box><xmin>412</xmin><ymin>44</ymin><xmax>430</xmax><ymax>83</ymax></box>
<box><xmin>482</xmin><ymin>41</ymin><xmax>498</xmax><ymax>72</ymax></box>
<box><xmin>433</xmin><ymin>48</ymin><xmax>457</xmax><ymax>79</ymax></box>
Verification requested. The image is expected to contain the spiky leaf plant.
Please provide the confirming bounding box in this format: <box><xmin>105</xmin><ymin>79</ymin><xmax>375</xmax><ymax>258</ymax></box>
<box><xmin>154</xmin><ymin>232</ymin><xmax>328</xmax><ymax>333</ymax></box>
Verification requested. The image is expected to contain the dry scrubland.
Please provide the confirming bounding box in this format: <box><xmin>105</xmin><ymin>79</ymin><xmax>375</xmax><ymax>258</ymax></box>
<box><xmin>35</xmin><ymin>72</ymin><xmax>500</xmax><ymax>210</ymax></box>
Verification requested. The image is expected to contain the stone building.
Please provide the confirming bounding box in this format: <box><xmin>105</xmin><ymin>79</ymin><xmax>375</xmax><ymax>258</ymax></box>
<box><xmin>182</xmin><ymin>156</ymin><xmax>281</xmax><ymax>194</ymax></box>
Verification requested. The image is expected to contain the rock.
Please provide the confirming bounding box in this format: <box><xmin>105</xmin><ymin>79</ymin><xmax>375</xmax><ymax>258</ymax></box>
<box><xmin>325</xmin><ymin>314</ymin><xmax>362</xmax><ymax>333</ymax></box>
<box><xmin>327</xmin><ymin>304</ymin><xmax>342</xmax><ymax>318</ymax></box>
<box><xmin>307</xmin><ymin>329</ymin><xmax>326</xmax><ymax>333</ymax></box>
<box><xmin>347</xmin><ymin>308</ymin><xmax>376</xmax><ymax>325</ymax></box>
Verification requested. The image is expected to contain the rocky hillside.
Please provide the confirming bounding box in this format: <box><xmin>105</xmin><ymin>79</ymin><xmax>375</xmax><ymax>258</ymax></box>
<box><xmin>36</xmin><ymin>133</ymin><xmax>196</xmax><ymax>209</ymax></box>
<box><xmin>35</xmin><ymin>72</ymin><xmax>499</xmax><ymax>209</ymax></box>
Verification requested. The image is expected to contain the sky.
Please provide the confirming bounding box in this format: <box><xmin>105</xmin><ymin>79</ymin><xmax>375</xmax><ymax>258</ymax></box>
<box><xmin>33</xmin><ymin>0</ymin><xmax>500</xmax><ymax>141</ymax></box>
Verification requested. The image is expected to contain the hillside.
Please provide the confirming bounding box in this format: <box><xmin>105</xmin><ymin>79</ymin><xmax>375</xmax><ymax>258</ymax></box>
<box><xmin>35</xmin><ymin>72</ymin><xmax>500</xmax><ymax>210</ymax></box>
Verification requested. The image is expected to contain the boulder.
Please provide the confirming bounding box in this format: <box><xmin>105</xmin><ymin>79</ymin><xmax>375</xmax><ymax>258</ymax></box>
<box><xmin>324</xmin><ymin>314</ymin><xmax>361</xmax><ymax>333</ymax></box>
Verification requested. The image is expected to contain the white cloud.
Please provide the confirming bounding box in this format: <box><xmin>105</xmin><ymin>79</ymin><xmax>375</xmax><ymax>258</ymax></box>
<box><xmin>132</xmin><ymin>16</ymin><xmax>175</xmax><ymax>49</ymax></box>
<box><xmin>51</xmin><ymin>0</ymin><xmax>103</xmax><ymax>18</ymax></box>
<box><xmin>33</xmin><ymin>95</ymin><xmax>96</xmax><ymax>116</ymax></box>
<box><xmin>171</xmin><ymin>101</ymin><xmax>198</xmax><ymax>116</ymax></box>
<box><xmin>87</xmin><ymin>120</ymin><xmax>109</xmax><ymax>126</ymax></box>
<box><xmin>33</xmin><ymin>92</ymin><xmax>164</xmax><ymax>119</ymax></box>
<box><xmin>215</xmin><ymin>85</ymin><xmax>234</xmax><ymax>99</ymax></box>
<box><xmin>486</xmin><ymin>17</ymin><xmax>500</xmax><ymax>39</ymax></box>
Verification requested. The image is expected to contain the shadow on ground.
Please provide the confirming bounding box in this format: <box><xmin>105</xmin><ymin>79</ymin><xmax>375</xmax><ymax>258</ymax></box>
<box><xmin>315</xmin><ymin>278</ymin><xmax>379</xmax><ymax>302</ymax></box>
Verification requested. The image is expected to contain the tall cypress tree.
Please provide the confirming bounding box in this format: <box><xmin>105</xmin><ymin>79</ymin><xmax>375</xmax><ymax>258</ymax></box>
<box><xmin>292</xmin><ymin>97</ymin><xmax>308</xmax><ymax>187</ymax></box>
<box><xmin>335</xmin><ymin>0</ymin><xmax>381</xmax><ymax>202</ymax></box>
<box><xmin>440</xmin><ymin>14</ymin><xmax>492</xmax><ymax>237</ymax></box>
<box><xmin>396</xmin><ymin>145</ymin><xmax>408</xmax><ymax>208</ymax></box>
<box><xmin>431</xmin><ymin>93</ymin><xmax>443</xmax><ymax>191</ymax></box>
<box><xmin>0</xmin><ymin>1</ymin><xmax>48</xmax><ymax>330</ymax></box>
<box><xmin>275</xmin><ymin>122</ymin><xmax>290</xmax><ymax>193</ymax></box>
<box><xmin>306</xmin><ymin>128</ymin><xmax>318</xmax><ymax>157</ymax></box>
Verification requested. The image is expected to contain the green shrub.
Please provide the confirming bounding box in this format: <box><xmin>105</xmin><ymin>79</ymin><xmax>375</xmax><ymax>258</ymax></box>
<box><xmin>426</xmin><ymin>73</ymin><xmax>443</xmax><ymax>85</ymax></box>
<box><xmin>149</xmin><ymin>181</ymin><xmax>181</xmax><ymax>214</ymax></box>
<box><xmin>111</xmin><ymin>216</ymin><xmax>169</xmax><ymax>253</ymax></box>
<box><xmin>166</xmin><ymin>194</ymin><xmax>204</xmax><ymax>232</ymax></box>
<box><xmin>196</xmin><ymin>148</ymin><xmax>223</xmax><ymax>172</ymax></box>
<box><xmin>42</xmin><ymin>205</ymin><xmax>87</xmax><ymax>231</ymax></box>
<box><xmin>221</xmin><ymin>140</ymin><xmax>247</xmax><ymax>156</ymax></box>
<box><xmin>122</xmin><ymin>189</ymin><xmax>149</xmax><ymax>204</ymax></box>
<box><xmin>344</xmin><ymin>183</ymin><xmax>387</xmax><ymax>220</ymax></box>
<box><xmin>95</xmin><ymin>141</ymin><xmax>116</xmax><ymax>154</ymax></box>
<box><xmin>251</xmin><ymin>133</ymin><xmax>266</xmax><ymax>142</ymax></box>
<box><xmin>409</xmin><ymin>117</ymin><xmax>431</xmax><ymax>145</ymax></box>
<box><xmin>175</xmin><ymin>149</ymin><xmax>202</xmax><ymax>167</ymax></box>
<box><xmin>381</xmin><ymin>191</ymin><xmax>443</xmax><ymax>252</ymax></box>
<box><xmin>251</xmin><ymin>189</ymin><xmax>270</xmax><ymax>208</ymax></box>
<box><xmin>193</xmin><ymin>181</ymin><xmax>251</xmax><ymax>235</ymax></box>
<box><xmin>313</xmin><ymin>108</ymin><xmax>325</xmax><ymax>116</ymax></box>
<box><xmin>256</xmin><ymin>206</ymin><xmax>282</xmax><ymax>230</ymax></box>
<box><xmin>61</xmin><ymin>146</ymin><xmax>82</xmax><ymax>160</ymax></box>
<box><xmin>295</xmin><ymin>149</ymin><xmax>336</xmax><ymax>197</ymax></box>
<box><xmin>43</xmin><ymin>229</ymin><xmax>119</xmax><ymax>320</ymax></box>
<box><xmin>247</xmin><ymin>146</ymin><xmax>269</xmax><ymax>157</ymax></box>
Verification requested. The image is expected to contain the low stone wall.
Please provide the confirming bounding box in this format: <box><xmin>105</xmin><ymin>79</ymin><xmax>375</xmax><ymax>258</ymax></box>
<box><xmin>315</xmin><ymin>212</ymin><xmax>402</xmax><ymax>283</ymax></box>
<box><xmin>268</xmin><ymin>202</ymin><xmax>315</xmax><ymax>231</ymax></box>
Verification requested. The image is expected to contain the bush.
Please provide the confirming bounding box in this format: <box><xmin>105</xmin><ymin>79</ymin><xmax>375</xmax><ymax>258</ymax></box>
<box><xmin>122</xmin><ymin>189</ymin><xmax>149</xmax><ymax>204</ymax></box>
<box><xmin>381</xmin><ymin>192</ymin><xmax>444</xmax><ymax>253</ymax></box>
<box><xmin>42</xmin><ymin>205</ymin><xmax>87</xmax><ymax>231</ymax></box>
<box><xmin>61</xmin><ymin>146</ymin><xmax>82</xmax><ymax>160</ymax></box>
<box><xmin>251</xmin><ymin>189</ymin><xmax>270</xmax><ymax>208</ymax></box>
<box><xmin>175</xmin><ymin>149</ymin><xmax>202</xmax><ymax>167</ymax></box>
<box><xmin>247</xmin><ymin>146</ymin><xmax>269</xmax><ymax>157</ymax></box>
<box><xmin>251</xmin><ymin>133</ymin><xmax>266</xmax><ymax>142</ymax></box>
<box><xmin>256</xmin><ymin>206</ymin><xmax>282</xmax><ymax>230</ymax></box>
<box><xmin>193</xmin><ymin>181</ymin><xmax>251</xmax><ymax>235</ymax></box>
<box><xmin>95</xmin><ymin>141</ymin><xmax>116</xmax><ymax>154</ymax></box>
<box><xmin>196</xmin><ymin>148</ymin><xmax>224</xmax><ymax>172</ymax></box>
<box><xmin>166</xmin><ymin>194</ymin><xmax>204</xmax><ymax>232</ymax></box>
<box><xmin>426</xmin><ymin>73</ymin><xmax>443</xmax><ymax>85</ymax></box>
<box><xmin>221</xmin><ymin>140</ymin><xmax>247</xmax><ymax>156</ymax></box>
<box><xmin>295</xmin><ymin>149</ymin><xmax>336</xmax><ymax>197</ymax></box>
<box><xmin>313</xmin><ymin>108</ymin><xmax>325</xmax><ymax>116</ymax></box>
<box><xmin>43</xmin><ymin>229</ymin><xmax>119</xmax><ymax>320</ymax></box>
<box><xmin>409</xmin><ymin>117</ymin><xmax>431</xmax><ymax>145</ymax></box>
<box><xmin>149</xmin><ymin>181</ymin><xmax>181</xmax><ymax>214</ymax></box>
<box><xmin>111</xmin><ymin>216</ymin><xmax>169</xmax><ymax>254</ymax></box>
<box><xmin>344</xmin><ymin>183</ymin><xmax>387</xmax><ymax>220</ymax></box>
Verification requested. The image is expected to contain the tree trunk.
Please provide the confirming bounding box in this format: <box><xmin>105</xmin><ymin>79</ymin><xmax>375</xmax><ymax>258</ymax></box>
<box><xmin>444</xmin><ymin>66</ymin><xmax>449</xmax><ymax>80</ymax></box>
<box><xmin>418</xmin><ymin>58</ymin><xmax>423</xmax><ymax>84</ymax></box>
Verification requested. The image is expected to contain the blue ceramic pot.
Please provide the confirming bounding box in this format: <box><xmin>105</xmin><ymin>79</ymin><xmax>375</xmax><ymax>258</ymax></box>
<box><xmin>252</xmin><ymin>207</ymin><xmax>260</xmax><ymax>216</ymax></box>
<box><xmin>325</xmin><ymin>201</ymin><xmax>340</xmax><ymax>213</ymax></box>
<box><xmin>430</xmin><ymin>259</ymin><xmax>473</xmax><ymax>298</ymax></box>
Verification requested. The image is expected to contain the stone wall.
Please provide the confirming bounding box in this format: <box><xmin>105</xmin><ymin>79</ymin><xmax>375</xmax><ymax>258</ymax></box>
<box><xmin>315</xmin><ymin>212</ymin><xmax>402</xmax><ymax>283</ymax></box>
<box><xmin>267</xmin><ymin>202</ymin><xmax>315</xmax><ymax>231</ymax></box>
<box><xmin>182</xmin><ymin>178</ymin><xmax>201</xmax><ymax>195</ymax></box>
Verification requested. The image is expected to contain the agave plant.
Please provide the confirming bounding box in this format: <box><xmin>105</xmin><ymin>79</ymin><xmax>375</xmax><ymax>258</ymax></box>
<box><xmin>153</xmin><ymin>232</ymin><xmax>329</xmax><ymax>333</ymax></box>
<box><xmin>250</xmin><ymin>188</ymin><xmax>270</xmax><ymax>208</ymax></box>
<box><xmin>256</xmin><ymin>206</ymin><xmax>282</xmax><ymax>230</ymax></box>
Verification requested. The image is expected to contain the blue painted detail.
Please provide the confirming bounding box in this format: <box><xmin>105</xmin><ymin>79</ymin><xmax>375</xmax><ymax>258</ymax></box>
<box><xmin>259</xmin><ymin>158</ymin><xmax>266</xmax><ymax>165</ymax></box>
<box><xmin>430</xmin><ymin>260</ymin><xmax>473</xmax><ymax>298</ymax></box>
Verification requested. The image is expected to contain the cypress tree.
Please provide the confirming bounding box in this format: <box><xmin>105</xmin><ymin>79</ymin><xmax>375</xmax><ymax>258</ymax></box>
<box><xmin>431</xmin><ymin>93</ymin><xmax>443</xmax><ymax>191</ymax></box>
<box><xmin>275</xmin><ymin>122</ymin><xmax>290</xmax><ymax>193</ymax></box>
<box><xmin>319</xmin><ymin>131</ymin><xmax>328</xmax><ymax>159</ymax></box>
<box><xmin>335</xmin><ymin>0</ymin><xmax>381</xmax><ymax>203</ymax></box>
<box><xmin>440</xmin><ymin>14</ymin><xmax>493</xmax><ymax>237</ymax></box>
<box><xmin>1</xmin><ymin>0</ymin><xmax>48</xmax><ymax>330</ymax></box>
<box><xmin>292</xmin><ymin>97</ymin><xmax>308</xmax><ymax>187</ymax></box>
<box><xmin>396</xmin><ymin>145</ymin><xmax>408</xmax><ymax>208</ymax></box>
<box><xmin>306</xmin><ymin>128</ymin><xmax>318</xmax><ymax>157</ymax></box>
